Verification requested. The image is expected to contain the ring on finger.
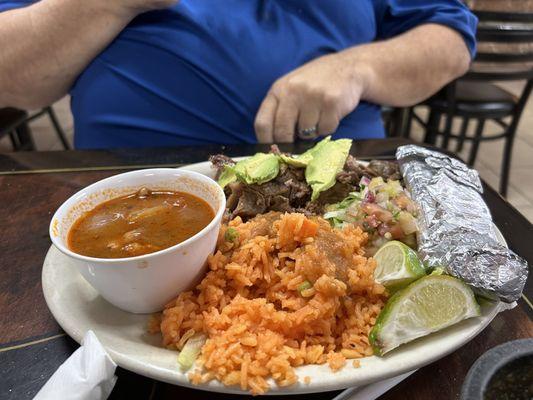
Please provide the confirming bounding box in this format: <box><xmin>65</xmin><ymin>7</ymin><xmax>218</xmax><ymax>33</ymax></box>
<box><xmin>298</xmin><ymin>126</ymin><xmax>319</xmax><ymax>140</ymax></box>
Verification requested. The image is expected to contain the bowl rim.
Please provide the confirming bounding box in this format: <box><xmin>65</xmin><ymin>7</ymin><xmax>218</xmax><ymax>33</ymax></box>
<box><xmin>49</xmin><ymin>168</ymin><xmax>226</xmax><ymax>264</ymax></box>
<box><xmin>460</xmin><ymin>338</ymin><xmax>533</xmax><ymax>400</ymax></box>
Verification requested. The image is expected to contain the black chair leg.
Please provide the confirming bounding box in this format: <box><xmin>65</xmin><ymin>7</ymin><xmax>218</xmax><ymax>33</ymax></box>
<box><xmin>499</xmin><ymin>133</ymin><xmax>516</xmax><ymax>197</ymax></box>
<box><xmin>393</xmin><ymin>107</ymin><xmax>409</xmax><ymax>138</ymax></box>
<box><xmin>46</xmin><ymin>106</ymin><xmax>70</xmax><ymax>150</ymax></box>
<box><xmin>441</xmin><ymin>115</ymin><xmax>454</xmax><ymax>150</ymax></box>
<box><xmin>442</xmin><ymin>128</ymin><xmax>451</xmax><ymax>150</ymax></box>
<box><xmin>424</xmin><ymin>109</ymin><xmax>441</xmax><ymax>145</ymax></box>
<box><xmin>456</xmin><ymin>117</ymin><xmax>470</xmax><ymax>153</ymax></box>
<box><xmin>385</xmin><ymin>107</ymin><xmax>406</xmax><ymax>137</ymax></box>
<box><xmin>467</xmin><ymin>118</ymin><xmax>485</xmax><ymax>167</ymax></box>
<box><xmin>402</xmin><ymin>107</ymin><xmax>414</xmax><ymax>138</ymax></box>
<box><xmin>13</xmin><ymin>122</ymin><xmax>36</xmax><ymax>151</ymax></box>
<box><xmin>384</xmin><ymin>110</ymin><xmax>393</xmax><ymax>137</ymax></box>
<box><xmin>8</xmin><ymin>131</ymin><xmax>20</xmax><ymax>150</ymax></box>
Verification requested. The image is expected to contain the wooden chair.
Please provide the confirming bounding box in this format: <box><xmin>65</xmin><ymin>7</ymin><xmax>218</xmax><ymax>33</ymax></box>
<box><xmin>406</xmin><ymin>10</ymin><xmax>533</xmax><ymax>197</ymax></box>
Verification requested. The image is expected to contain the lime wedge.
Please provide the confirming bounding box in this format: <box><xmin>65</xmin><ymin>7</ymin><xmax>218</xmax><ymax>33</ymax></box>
<box><xmin>373</xmin><ymin>241</ymin><xmax>426</xmax><ymax>292</ymax></box>
<box><xmin>369</xmin><ymin>275</ymin><xmax>480</xmax><ymax>355</ymax></box>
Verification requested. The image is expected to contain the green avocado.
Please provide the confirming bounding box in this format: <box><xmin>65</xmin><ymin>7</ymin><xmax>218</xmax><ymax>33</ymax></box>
<box><xmin>279</xmin><ymin>154</ymin><xmax>308</xmax><ymax>168</ymax></box>
<box><xmin>278</xmin><ymin>136</ymin><xmax>333</xmax><ymax>168</ymax></box>
<box><xmin>233</xmin><ymin>153</ymin><xmax>280</xmax><ymax>185</ymax></box>
<box><xmin>217</xmin><ymin>165</ymin><xmax>237</xmax><ymax>189</ymax></box>
<box><xmin>217</xmin><ymin>137</ymin><xmax>353</xmax><ymax>195</ymax></box>
<box><xmin>305</xmin><ymin>138</ymin><xmax>352</xmax><ymax>201</ymax></box>
<box><xmin>298</xmin><ymin>136</ymin><xmax>332</xmax><ymax>165</ymax></box>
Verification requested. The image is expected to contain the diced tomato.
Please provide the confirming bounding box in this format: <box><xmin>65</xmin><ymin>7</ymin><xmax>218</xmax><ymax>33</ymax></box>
<box><xmin>393</xmin><ymin>194</ymin><xmax>411</xmax><ymax>210</ymax></box>
<box><xmin>377</xmin><ymin>223</ymin><xmax>404</xmax><ymax>239</ymax></box>
<box><xmin>388</xmin><ymin>223</ymin><xmax>405</xmax><ymax>239</ymax></box>
<box><xmin>364</xmin><ymin>214</ymin><xmax>380</xmax><ymax>228</ymax></box>
<box><xmin>362</xmin><ymin>203</ymin><xmax>393</xmax><ymax>223</ymax></box>
<box><xmin>299</xmin><ymin>218</ymin><xmax>318</xmax><ymax>238</ymax></box>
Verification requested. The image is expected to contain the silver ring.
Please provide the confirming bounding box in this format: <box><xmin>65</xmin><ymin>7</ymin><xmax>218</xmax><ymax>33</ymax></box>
<box><xmin>298</xmin><ymin>126</ymin><xmax>319</xmax><ymax>140</ymax></box>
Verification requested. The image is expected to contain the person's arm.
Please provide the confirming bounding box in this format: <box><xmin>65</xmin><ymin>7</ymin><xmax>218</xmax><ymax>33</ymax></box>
<box><xmin>254</xmin><ymin>24</ymin><xmax>471</xmax><ymax>143</ymax></box>
<box><xmin>0</xmin><ymin>0</ymin><xmax>178</xmax><ymax>109</ymax></box>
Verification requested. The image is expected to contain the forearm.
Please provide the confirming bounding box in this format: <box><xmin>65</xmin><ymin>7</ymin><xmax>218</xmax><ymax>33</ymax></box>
<box><xmin>0</xmin><ymin>0</ymin><xmax>136</xmax><ymax>109</ymax></box>
<box><xmin>343</xmin><ymin>24</ymin><xmax>471</xmax><ymax>107</ymax></box>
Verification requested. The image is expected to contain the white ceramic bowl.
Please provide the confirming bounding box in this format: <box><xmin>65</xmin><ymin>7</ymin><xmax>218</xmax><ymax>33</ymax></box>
<box><xmin>49</xmin><ymin>168</ymin><xmax>226</xmax><ymax>314</ymax></box>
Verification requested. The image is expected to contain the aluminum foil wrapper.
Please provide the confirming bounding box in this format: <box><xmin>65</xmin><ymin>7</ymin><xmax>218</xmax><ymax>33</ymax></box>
<box><xmin>396</xmin><ymin>145</ymin><xmax>528</xmax><ymax>303</ymax></box>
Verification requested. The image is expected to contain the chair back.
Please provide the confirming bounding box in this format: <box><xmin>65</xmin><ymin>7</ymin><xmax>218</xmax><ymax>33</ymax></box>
<box><xmin>432</xmin><ymin>10</ymin><xmax>533</xmax><ymax>166</ymax></box>
<box><xmin>467</xmin><ymin>10</ymin><xmax>533</xmax><ymax>81</ymax></box>
<box><xmin>442</xmin><ymin>10</ymin><xmax>533</xmax><ymax>126</ymax></box>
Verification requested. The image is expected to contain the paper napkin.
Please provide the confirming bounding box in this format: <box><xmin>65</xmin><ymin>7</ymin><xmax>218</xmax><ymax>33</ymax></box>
<box><xmin>34</xmin><ymin>331</ymin><xmax>117</xmax><ymax>400</ymax></box>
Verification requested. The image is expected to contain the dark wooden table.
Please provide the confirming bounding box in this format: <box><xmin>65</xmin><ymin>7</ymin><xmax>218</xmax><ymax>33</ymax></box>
<box><xmin>1</xmin><ymin>138</ymin><xmax>531</xmax><ymax>400</ymax></box>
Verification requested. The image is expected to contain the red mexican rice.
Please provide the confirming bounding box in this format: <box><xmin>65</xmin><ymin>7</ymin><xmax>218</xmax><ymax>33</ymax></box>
<box><xmin>151</xmin><ymin>212</ymin><xmax>387</xmax><ymax>394</ymax></box>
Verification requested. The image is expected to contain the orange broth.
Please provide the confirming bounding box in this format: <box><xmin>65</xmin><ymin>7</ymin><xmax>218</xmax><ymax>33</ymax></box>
<box><xmin>67</xmin><ymin>188</ymin><xmax>214</xmax><ymax>258</ymax></box>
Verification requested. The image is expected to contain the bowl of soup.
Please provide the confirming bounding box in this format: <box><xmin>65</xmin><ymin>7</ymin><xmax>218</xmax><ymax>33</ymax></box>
<box><xmin>49</xmin><ymin>168</ymin><xmax>226</xmax><ymax>313</ymax></box>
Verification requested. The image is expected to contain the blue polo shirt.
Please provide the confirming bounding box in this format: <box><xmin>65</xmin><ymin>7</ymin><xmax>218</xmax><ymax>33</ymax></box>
<box><xmin>1</xmin><ymin>1</ymin><xmax>477</xmax><ymax>148</ymax></box>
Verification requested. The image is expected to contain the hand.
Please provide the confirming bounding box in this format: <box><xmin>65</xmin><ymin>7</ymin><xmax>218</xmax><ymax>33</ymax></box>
<box><xmin>254</xmin><ymin>52</ymin><xmax>370</xmax><ymax>143</ymax></box>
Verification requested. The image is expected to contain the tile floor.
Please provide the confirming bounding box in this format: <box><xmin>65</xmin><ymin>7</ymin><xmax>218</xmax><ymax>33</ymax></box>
<box><xmin>1</xmin><ymin>84</ymin><xmax>532</xmax><ymax>222</ymax></box>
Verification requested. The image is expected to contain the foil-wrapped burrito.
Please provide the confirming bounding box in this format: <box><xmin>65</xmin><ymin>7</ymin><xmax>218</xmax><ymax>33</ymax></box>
<box><xmin>396</xmin><ymin>145</ymin><xmax>528</xmax><ymax>303</ymax></box>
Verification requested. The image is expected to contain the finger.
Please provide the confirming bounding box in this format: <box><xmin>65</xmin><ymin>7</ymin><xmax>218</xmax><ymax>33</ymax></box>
<box><xmin>254</xmin><ymin>94</ymin><xmax>278</xmax><ymax>143</ymax></box>
<box><xmin>297</xmin><ymin>104</ymin><xmax>320</xmax><ymax>134</ymax></box>
<box><xmin>273</xmin><ymin>97</ymin><xmax>299</xmax><ymax>143</ymax></box>
<box><xmin>317</xmin><ymin>108</ymin><xmax>340</xmax><ymax>136</ymax></box>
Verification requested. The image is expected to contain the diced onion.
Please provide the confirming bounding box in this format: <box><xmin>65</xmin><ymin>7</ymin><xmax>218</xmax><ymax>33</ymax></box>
<box><xmin>375</xmin><ymin>191</ymin><xmax>389</xmax><ymax>205</ymax></box>
<box><xmin>383</xmin><ymin>180</ymin><xmax>403</xmax><ymax>197</ymax></box>
<box><xmin>398</xmin><ymin>212</ymin><xmax>418</xmax><ymax>235</ymax></box>
<box><xmin>369</xmin><ymin>177</ymin><xmax>385</xmax><ymax>191</ymax></box>
<box><xmin>360</xmin><ymin>176</ymin><xmax>371</xmax><ymax>187</ymax></box>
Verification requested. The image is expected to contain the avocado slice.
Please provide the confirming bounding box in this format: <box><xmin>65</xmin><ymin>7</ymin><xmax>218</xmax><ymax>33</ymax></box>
<box><xmin>233</xmin><ymin>153</ymin><xmax>280</xmax><ymax>185</ymax></box>
<box><xmin>278</xmin><ymin>136</ymin><xmax>333</xmax><ymax>168</ymax></box>
<box><xmin>279</xmin><ymin>154</ymin><xmax>308</xmax><ymax>168</ymax></box>
<box><xmin>217</xmin><ymin>165</ymin><xmax>237</xmax><ymax>189</ymax></box>
<box><xmin>297</xmin><ymin>136</ymin><xmax>332</xmax><ymax>165</ymax></box>
<box><xmin>217</xmin><ymin>137</ymin><xmax>352</xmax><ymax>196</ymax></box>
<box><xmin>305</xmin><ymin>138</ymin><xmax>352</xmax><ymax>201</ymax></box>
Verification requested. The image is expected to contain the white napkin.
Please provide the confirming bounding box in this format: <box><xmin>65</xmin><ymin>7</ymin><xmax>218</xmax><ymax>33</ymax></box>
<box><xmin>34</xmin><ymin>331</ymin><xmax>117</xmax><ymax>400</ymax></box>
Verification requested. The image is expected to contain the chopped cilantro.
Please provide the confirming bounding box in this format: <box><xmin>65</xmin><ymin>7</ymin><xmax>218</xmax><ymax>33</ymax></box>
<box><xmin>224</xmin><ymin>227</ymin><xmax>239</xmax><ymax>242</ymax></box>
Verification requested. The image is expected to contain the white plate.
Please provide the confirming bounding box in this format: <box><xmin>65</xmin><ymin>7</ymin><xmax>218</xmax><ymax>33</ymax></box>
<box><xmin>42</xmin><ymin>160</ymin><xmax>506</xmax><ymax>395</ymax></box>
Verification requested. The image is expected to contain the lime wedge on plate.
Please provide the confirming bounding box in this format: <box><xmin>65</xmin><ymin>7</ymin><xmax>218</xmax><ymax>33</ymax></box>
<box><xmin>373</xmin><ymin>240</ymin><xmax>426</xmax><ymax>291</ymax></box>
<box><xmin>369</xmin><ymin>275</ymin><xmax>480</xmax><ymax>355</ymax></box>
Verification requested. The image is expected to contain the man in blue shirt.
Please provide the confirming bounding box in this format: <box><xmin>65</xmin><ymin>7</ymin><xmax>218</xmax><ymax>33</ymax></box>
<box><xmin>0</xmin><ymin>0</ymin><xmax>476</xmax><ymax>148</ymax></box>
